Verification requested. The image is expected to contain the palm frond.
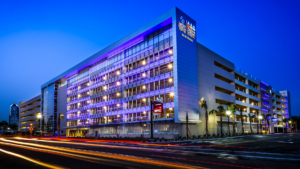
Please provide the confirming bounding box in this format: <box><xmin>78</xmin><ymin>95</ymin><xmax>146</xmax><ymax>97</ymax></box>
<box><xmin>209</xmin><ymin>109</ymin><xmax>217</xmax><ymax>115</ymax></box>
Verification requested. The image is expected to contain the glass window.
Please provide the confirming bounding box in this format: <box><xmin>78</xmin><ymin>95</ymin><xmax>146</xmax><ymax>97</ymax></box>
<box><xmin>154</xmin><ymin>36</ymin><xmax>158</xmax><ymax>43</ymax></box>
<box><xmin>42</xmin><ymin>84</ymin><xmax>55</xmax><ymax>134</ymax></box>
<box><xmin>149</xmin><ymin>38</ymin><xmax>153</xmax><ymax>46</ymax></box>
<box><xmin>141</xmin><ymin>42</ymin><xmax>144</xmax><ymax>50</ymax></box>
<box><xmin>145</xmin><ymin>41</ymin><xmax>148</xmax><ymax>48</ymax></box>
<box><xmin>129</xmin><ymin>49</ymin><xmax>132</xmax><ymax>56</ymax></box>
<box><xmin>164</xmin><ymin>31</ymin><xmax>169</xmax><ymax>39</ymax></box>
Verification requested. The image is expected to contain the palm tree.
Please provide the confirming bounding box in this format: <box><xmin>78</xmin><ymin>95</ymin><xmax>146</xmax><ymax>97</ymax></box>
<box><xmin>0</xmin><ymin>120</ymin><xmax>8</xmax><ymax>135</ymax></box>
<box><xmin>237</xmin><ymin>108</ymin><xmax>246</xmax><ymax>135</ymax></box>
<box><xmin>8</xmin><ymin>123</ymin><xmax>18</xmax><ymax>130</ymax></box>
<box><xmin>282</xmin><ymin>118</ymin><xmax>288</xmax><ymax>133</ymax></box>
<box><xmin>255</xmin><ymin>110</ymin><xmax>259</xmax><ymax>134</ymax></box>
<box><xmin>227</xmin><ymin>104</ymin><xmax>236</xmax><ymax>136</ymax></box>
<box><xmin>291</xmin><ymin>116</ymin><xmax>298</xmax><ymax>133</ymax></box>
<box><xmin>217</xmin><ymin>104</ymin><xmax>226</xmax><ymax>137</ymax></box>
<box><xmin>248</xmin><ymin>113</ymin><xmax>256</xmax><ymax>134</ymax></box>
<box><xmin>199</xmin><ymin>97</ymin><xmax>208</xmax><ymax>139</ymax></box>
<box><xmin>261</xmin><ymin>115</ymin><xmax>267</xmax><ymax>134</ymax></box>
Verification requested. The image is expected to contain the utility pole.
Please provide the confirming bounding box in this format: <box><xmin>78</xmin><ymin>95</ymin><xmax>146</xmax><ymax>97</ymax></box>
<box><xmin>150</xmin><ymin>101</ymin><xmax>153</xmax><ymax>139</ymax></box>
<box><xmin>186</xmin><ymin>111</ymin><xmax>188</xmax><ymax>140</ymax></box>
<box><xmin>58</xmin><ymin>114</ymin><xmax>60</xmax><ymax>138</ymax></box>
<box><xmin>42</xmin><ymin>118</ymin><xmax>44</xmax><ymax>138</ymax></box>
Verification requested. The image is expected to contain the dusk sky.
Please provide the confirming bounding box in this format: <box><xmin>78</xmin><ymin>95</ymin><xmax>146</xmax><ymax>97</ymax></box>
<box><xmin>0</xmin><ymin>0</ymin><xmax>299</xmax><ymax>121</ymax></box>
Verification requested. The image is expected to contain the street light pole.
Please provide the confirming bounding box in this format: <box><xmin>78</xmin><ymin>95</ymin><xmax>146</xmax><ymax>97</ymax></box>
<box><xmin>186</xmin><ymin>111</ymin><xmax>188</xmax><ymax>140</ymax></box>
<box><xmin>150</xmin><ymin>101</ymin><xmax>153</xmax><ymax>139</ymax></box>
<box><xmin>259</xmin><ymin>115</ymin><xmax>262</xmax><ymax>134</ymax></box>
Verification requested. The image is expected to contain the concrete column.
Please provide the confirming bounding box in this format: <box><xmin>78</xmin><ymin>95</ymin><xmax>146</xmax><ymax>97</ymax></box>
<box><xmin>122</xmin><ymin>124</ymin><xmax>125</xmax><ymax>134</ymax></box>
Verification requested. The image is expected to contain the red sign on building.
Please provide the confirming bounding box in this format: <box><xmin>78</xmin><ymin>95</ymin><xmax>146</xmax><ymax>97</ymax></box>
<box><xmin>152</xmin><ymin>101</ymin><xmax>163</xmax><ymax>114</ymax></box>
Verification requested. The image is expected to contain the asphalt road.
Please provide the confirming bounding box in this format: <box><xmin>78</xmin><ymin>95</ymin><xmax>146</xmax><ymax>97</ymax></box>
<box><xmin>0</xmin><ymin>134</ymin><xmax>299</xmax><ymax>169</ymax></box>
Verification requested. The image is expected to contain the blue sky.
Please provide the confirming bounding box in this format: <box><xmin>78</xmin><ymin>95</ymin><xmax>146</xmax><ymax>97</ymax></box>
<box><xmin>0</xmin><ymin>0</ymin><xmax>299</xmax><ymax>121</ymax></box>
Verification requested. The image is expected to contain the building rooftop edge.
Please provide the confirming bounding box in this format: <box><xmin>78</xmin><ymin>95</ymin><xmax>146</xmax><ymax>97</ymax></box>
<box><xmin>19</xmin><ymin>95</ymin><xmax>41</xmax><ymax>106</ymax></box>
<box><xmin>41</xmin><ymin>7</ymin><xmax>178</xmax><ymax>89</ymax></box>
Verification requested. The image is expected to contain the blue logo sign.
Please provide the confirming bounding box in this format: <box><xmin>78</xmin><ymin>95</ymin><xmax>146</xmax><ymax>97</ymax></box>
<box><xmin>179</xmin><ymin>16</ymin><xmax>185</xmax><ymax>24</ymax></box>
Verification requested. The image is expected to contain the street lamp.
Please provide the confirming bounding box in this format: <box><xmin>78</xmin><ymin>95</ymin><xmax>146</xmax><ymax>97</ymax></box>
<box><xmin>37</xmin><ymin>114</ymin><xmax>42</xmax><ymax>119</ymax></box>
<box><xmin>226</xmin><ymin>110</ymin><xmax>231</xmax><ymax>136</ymax></box>
<box><xmin>36</xmin><ymin>114</ymin><xmax>42</xmax><ymax>137</ymax></box>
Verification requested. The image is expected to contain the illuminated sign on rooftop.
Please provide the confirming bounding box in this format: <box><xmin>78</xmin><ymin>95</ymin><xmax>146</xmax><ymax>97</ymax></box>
<box><xmin>178</xmin><ymin>16</ymin><xmax>196</xmax><ymax>39</ymax></box>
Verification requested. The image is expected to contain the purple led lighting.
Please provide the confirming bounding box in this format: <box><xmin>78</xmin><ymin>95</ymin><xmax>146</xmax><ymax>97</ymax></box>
<box><xmin>260</xmin><ymin>80</ymin><xmax>269</xmax><ymax>87</ymax></box>
<box><xmin>63</xmin><ymin>17</ymin><xmax>172</xmax><ymax>79</ymax></box>
<box><xmin>260</xmin><ymin>88</ymin><xmax>266</xmax><ymax>92</ymax></box>
<box><xmin>67</xmin><ymin>97</ymin><xmax>91</xmax><ymax>106</ymax></box>
<box><xmin>67</xmin><ymin>102</ymin><xmax>174</xmax><ymax>121</ymax></box>
<box><xmin>67</xmin><ymin>76</ymin><xmax>90</xmax><ymax>89</ymax></box>
<box><xmin>66</xmin><ymin>86</ymin><xmax>174</xmax><ymax>115</ymax></box>
<box><xmin>90</xmin><ymin>72</ymin><xmax>174</xmax><ymax>100</ymax></box>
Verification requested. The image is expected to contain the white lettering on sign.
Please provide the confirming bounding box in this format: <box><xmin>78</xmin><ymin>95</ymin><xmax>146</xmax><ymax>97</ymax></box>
<box><xmin>178</xmin><ymin>16</ymin><xmax>196</xmax><ymax>41</ymax></box>
<box><xmin>181</xmin><ymin>33</ymin><xmax>193</xmax><ymax>42</ymax></box>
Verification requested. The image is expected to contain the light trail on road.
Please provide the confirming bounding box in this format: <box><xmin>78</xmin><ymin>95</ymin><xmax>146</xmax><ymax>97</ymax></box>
<box><xmin>19</xmin><ymin>137</ymin><xmax>178</xmax><ymax>147</ymax></box>
<box><xmin>14</xmin><ymin>137</ymin><xmax>178</xmax><ymax>151</ymax></box>
<box><xmin>0</xmin><ymin>141</ymin><xmax>134</xmax><ymax>168</ymax></box>
<box><xmin>0</xmin><ymin>148</ymin><xmax>65</xmax><ymax>169</ymax></box>
<box><xmin>0</xmin><ymin>138</ymin><xmax>208</xmax><ymax>169</ymax></box>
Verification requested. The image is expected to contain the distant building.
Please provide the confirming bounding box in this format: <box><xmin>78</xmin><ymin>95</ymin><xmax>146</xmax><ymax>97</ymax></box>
<box><xmin>9</xmin><ymin>103</ymin><xmax>19</xmax><ymax>125</ymax></box>
<box><xmin>19</xmin><ymin>95</ymin><xmax>41</xmax><ymax>133</ymax></box>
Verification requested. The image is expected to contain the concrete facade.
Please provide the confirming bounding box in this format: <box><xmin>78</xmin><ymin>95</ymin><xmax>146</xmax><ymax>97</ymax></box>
<box><xmin>19</xmin><ymin>95</ymin><xmax>41</xmax><ymax>133</ymax></box>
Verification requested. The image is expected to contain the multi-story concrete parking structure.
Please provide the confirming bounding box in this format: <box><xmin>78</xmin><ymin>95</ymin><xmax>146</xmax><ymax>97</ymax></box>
<box><xmin>19</xmin><ymin>95</ymin><xmax>42</xmax><ymax>134</ymax></box>
<box><xmin>41</xmin><ymin>8</ymin><xmax>291</xmax><ymax>138</ymax></box>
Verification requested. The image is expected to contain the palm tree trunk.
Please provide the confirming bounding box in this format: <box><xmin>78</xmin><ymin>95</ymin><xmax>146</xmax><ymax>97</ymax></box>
<box><xmin>241</xmin><ymin>114</ymin><xmax>244</xmax><ymax>135</ymax></box>
<box><xmin>232</xmin><ymin>116</ymin><xmax>236</xmax><ymax>136</ymax></box>
<box><xmin>265</xmin><ymin>122</ymin><xmax>267</xmax><ymax>134</ymax></box>
<box><xmin>220</xmin><ymin>114</ymin><xmax>223</xmax><ymax>136</ymax></box>
<box><xmin>250</xmin><ymin>120</ymin><xmax>252</xmax><ymax>134</ymax></box>
<box><xmin>285</xmin><ymin>123</ymin><xmax>287</xmax><ymax>133</ymax></box>
<box><xmin>257</xmin><ymin>117</ymin><xmax>259</xmax><ymax>134</ymax></box>
<box><xmin>260</xmin><ymin>120</ymin><xmax>262</xmax><ymax>134</ymax></box>
<box><xmin>206</xmin><ymin>110</ymin><xmax>208</xmax><ymax>139</ymax></box>
<box><xmin>267</xmin><ymin>119</ymin><xmax>270</xmax><ymax>134</ymax></box>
